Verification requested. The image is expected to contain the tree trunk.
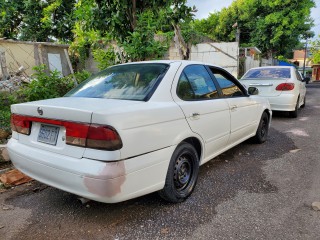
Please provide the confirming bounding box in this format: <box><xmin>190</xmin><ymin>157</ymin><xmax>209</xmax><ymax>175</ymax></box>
<box><xmin>130</xmin><ymin>0</ymin><xmax>137</xmax><ymax>31</ymax></box>
<box><xmin>172</xmin><ymin>23</ymin><xmax>189</xmax><ymax>60</ymax></box>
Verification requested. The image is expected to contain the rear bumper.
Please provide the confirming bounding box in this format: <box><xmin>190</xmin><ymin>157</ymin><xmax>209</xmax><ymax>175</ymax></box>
<box><xmin>267</xmin><ymin>94</ymin><xmax>297</xmax><ymax>111</ymax></box>
<box><xmin>7</xmin><ymin>139</ymin><xmax>174</xmax><ymax>203</ymax></box>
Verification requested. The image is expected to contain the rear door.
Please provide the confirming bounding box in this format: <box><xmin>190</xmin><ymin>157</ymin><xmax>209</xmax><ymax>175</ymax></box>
<box><xmin>171</xmin><ymin>64</ymin><xmax>231</xmax><ymax>162</ymax></box>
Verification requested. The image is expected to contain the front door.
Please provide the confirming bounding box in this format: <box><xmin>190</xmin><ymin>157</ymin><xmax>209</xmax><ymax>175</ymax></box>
<box><xmin>207</xmin><ymin>67</ymin><xmax>260</xmax><ymax>145</ymax></box>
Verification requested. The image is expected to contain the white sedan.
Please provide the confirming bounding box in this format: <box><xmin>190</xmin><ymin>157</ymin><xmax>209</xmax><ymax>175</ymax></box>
<box><xmin>240</xmin><ymin>66</ymin><xmax>306</xmax><ymax>118</ymax></box>
<box><xmin>8</xmin><ymin>60</ymin><xmax>271</xmax><ymax>203</ymax></box>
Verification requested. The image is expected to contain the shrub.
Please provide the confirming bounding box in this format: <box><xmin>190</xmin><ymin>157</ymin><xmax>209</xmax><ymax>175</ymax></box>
<box><xmin>19</xmin><ymin>65</ymin><xmax>91</xmax><ymax>102</ymax></box>
<box><xmin>0</xmin><ymin>92</ymin><xmax>16</xmax><ymax>132</ymax></box>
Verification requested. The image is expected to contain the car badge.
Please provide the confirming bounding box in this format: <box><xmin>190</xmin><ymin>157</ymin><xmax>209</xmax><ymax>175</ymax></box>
<box><xmin>37</xmin><ymin>107</ymin><xmax>43</xmax><ymax>116</ymax></box>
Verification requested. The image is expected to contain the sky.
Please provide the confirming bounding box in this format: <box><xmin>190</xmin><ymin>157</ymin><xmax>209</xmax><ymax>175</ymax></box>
<box><xmin>187</xmin><ymin>0</ymin><xmax>320</xmax><ymax>40</ymax></box>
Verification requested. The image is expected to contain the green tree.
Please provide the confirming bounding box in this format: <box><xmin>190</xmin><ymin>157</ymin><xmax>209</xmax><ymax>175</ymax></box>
<box><xmin>193</xmin><ymin>0</ymin><xmax>315</xmax><ymax>57</ymax></box>
<box><xmin>19</xmin><ymin>0</ymin><xmax>49</xmax><ymax>41</ymax></box>
<box><xmin>0</xmin><ymin>0</ymin><xmax>25</xmax><ymax>39</ymax></box>
<box><xmin>250</xmin><ymin>0</ymin><xmax>315</xmax><ymax>57</ymax></box>
<box><xmin>311</xmin><ymin>35</ymin><xmax>320</xmax><ymax>64</ymax></box>
<box><xmin>121</xmin><ymin>10</ymin><xmax>170</xmax><ymax>61</ymax></box>
<box><xmin>0</xmin><ymin>0</ymin><xmax>75</xmax><ymax>41</ymax></box>
<box><xmin>192</xmin><ymin>12</ymin><xmax>220</xmax><ymax>41</ymax></box>
<box><xmin>71</xmin><ymin>0</ymin><xmax>195</xmax><ymax>63</ymax></box>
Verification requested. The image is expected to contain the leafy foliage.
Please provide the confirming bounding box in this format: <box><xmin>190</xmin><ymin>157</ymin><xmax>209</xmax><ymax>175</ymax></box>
<box><xmin>0</xmin><ymin>92</ymin><xmax>16</xmax><ymax>131</ymax></box>
<box><xmin>0</xmin><ymin>0</ymin><xmax>25</xmax><ymax>39</ymax></box>
<box><xmin>192</xmin><ymin>0</ymin><xmax>315</xmax><ymax>57</ymax></box>
<box><xmin>92</xmin><ymin>47</ymin><xmax>118</xmax><ymax>70</ymax></box>
<box><xmin>0</xmin><ymin>0</ymin><xmax>75</xmax><ymax>41</ymax></box>
<box><xmin>120</xmin><ymin>10</ymin><xmax>170</xmax><ymax>61</ymax></box>
<box><xmin>311</xmin><ymin>35</ymin><xmax>320</xmax><ymax>64</ymax></box>
<box><xmin>19</xmin><ymin>65</ymin><xmax>90</xmax><ymax>102</ymax></box>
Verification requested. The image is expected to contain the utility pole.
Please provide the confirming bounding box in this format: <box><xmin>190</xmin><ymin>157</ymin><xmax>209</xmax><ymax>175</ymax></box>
<box><xmin>302</xmin><ymin>40</ymin><xmax>308</xmax><ymax>77</ymax></box>
<box><xmin>233</xmin><ymin>22</ymin><xmax>240</xmax><ymax>78</ymax></box>
<box><xmin>301</xmin><ymin>30</ymin><xmax>315</xmax><ymax>77</ymax></box>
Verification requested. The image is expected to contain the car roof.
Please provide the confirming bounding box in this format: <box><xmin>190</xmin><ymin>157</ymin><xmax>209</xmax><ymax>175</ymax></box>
<box><xmin>115</xmin><ymin>60</ymin><xmax>222</xmax><ymax>69</ymax></box>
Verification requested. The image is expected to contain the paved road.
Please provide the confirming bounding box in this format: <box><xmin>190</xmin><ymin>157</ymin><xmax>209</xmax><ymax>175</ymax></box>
<box><xmin>1</xmin><ymin>83</ymin><xmax>320</xmax><ymax>240</ymax></box>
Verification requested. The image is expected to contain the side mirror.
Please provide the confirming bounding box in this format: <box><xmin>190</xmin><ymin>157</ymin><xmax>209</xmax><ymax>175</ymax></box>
<box><xmin>303</xmin><ymin>77</ymin><xmax>310</xmax><ymax>84</ymax></box>
<box><xmin>248</xmin><ymin>87</ymin><xmax>259</xmax><ymax>95</ymax></box>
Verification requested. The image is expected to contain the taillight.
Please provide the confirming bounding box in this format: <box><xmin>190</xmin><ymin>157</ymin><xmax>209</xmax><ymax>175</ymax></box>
<box><xmin>86</xmin><ymin>125</ymin><xmax>122</xmax><ymax>150</ymax></box>
<box><xmin>65</xmin><ymin>123</ymin><xmax>122</xmax><ymax>150</ymax></box>
<box><xmin>11</xmin><ymin>114</ymin><xmax>31</xmax><ymax>135</ymax></box>
<box><xmin>10</xmin><ymin>114</ymin><xmax>122</xmax><ymax>150</ymax></box>
<box><xmin>276</xmin><ymin>83</ymin><xmax>295</xmax><ymax>91</ymax></box>
<box><xmin>64</xmin><ymin>122</ymin><xmax>90</xmax><ymax>147</ymax></box>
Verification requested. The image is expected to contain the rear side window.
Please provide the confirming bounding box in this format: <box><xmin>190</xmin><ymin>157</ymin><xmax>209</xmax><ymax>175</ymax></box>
<box><xmin>65</xmin><ymin>63</ymin><xmax>169</xmax><ymax>101</ymax></box>
<box><xmin>242</xmin><ymin>68</ymin><xmax>291</xmax><ymax>79</ymax></box>
<box><xmin>177</xmin><ymin>65</ymin><xmax>218</xmax><ymax>100</ymax></box>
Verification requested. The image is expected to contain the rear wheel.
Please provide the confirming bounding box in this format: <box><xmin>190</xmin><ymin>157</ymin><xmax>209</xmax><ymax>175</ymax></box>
<box><xmin>159</xmin><ymin>142</ymin><xmax>199</xmax><ymax>203</ymax></box>
<box><xmin>253</xmin><ymin>112</ymin><xmax>269</xmax><ymax>144</ymax></box>
<box><xmin>289</xmin><ymin>97</ymin><xmax>299</xmax><ymax>118</ymax></box>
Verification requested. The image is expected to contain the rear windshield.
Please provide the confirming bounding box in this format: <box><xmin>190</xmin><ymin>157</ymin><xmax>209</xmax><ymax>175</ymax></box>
<box><xmin>65</xmin><ymin>63</ymin><xmax>169</xmax><ymax>101</ymax></box>
<box><xmin>242</xmin><ymin>68</ymin><xmax>291</xmax><ymax>79</ymax></box>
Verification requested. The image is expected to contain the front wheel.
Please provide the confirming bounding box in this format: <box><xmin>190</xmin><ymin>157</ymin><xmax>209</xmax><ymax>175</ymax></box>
<box><xmin>301</xmin><ymin>96</ymin><xmax>306</xmax><ymax>108</ymax></box>
<box><xmin>253</xmin><ymin>112</ymin><xmax>269</xmax><ymax>144</ymax></box>
<box><xmin>159</xmin><ymin>142</ymin><xmax>199</xmax><ymax>203</ymax></box>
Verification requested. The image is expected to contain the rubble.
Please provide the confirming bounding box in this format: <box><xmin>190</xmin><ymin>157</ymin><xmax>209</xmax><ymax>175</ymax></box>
<box><xmin>0</xmin><ymin>145</ymin><xmax>9</xmax><ymax>162</ymax></box>
<box><xmin>0</xmin><ymin>75</ymin><xmax>30</xmax><ymax>92</ymax></box>
<box><xmin>0</xmin><ymin>129</ymin><xmax>10</xmax><ymax>140</ymax></box>
<box><xmin>312</xmin><ymin>202</ymin><xmax>320</xmax><ymax>211</ymax></box>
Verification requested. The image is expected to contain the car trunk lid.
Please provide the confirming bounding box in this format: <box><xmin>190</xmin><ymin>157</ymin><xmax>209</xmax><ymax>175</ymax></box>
<box><xmin>11</xmin><ymin>97</ymin><xmax>140</xmax><ymax>158</ymax></box>
<box><xmin>240</xmin><ymin>78</ymin><xmax>290</xmax><ymax>97</ymax></box>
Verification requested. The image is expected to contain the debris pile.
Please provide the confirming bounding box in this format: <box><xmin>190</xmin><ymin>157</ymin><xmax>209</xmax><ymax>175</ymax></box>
<box><xmin>0</xmin><ymin>145</ymin><xmax>9</xmax><ymax>162</ymax></box>
<box><xmin>0</xmin><ymin>75</ymin><xmax>30</xmax><ymax>93</ymax></box>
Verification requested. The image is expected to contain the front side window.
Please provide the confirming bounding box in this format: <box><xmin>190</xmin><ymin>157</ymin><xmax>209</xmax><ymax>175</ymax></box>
<box><xmin>209</xmin><ymin>68</ymin><xmax>244</xmax><ymax>97</ymax></box>
<box><xmin>177</xmin><ymin>65</ymin><xmax>218</xmax><ymax>100</ymax></box>
<box><xmin>295</xmin><ymin>70</ymin><xmax>303</xmax><ymax>81</ymax></box>
<box><xmin>65</xmin><ymin>63</ymin><xmax>169</xmax><ymax>101</ymax></box>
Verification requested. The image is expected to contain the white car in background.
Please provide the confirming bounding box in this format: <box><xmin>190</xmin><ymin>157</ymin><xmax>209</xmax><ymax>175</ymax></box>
<box><xmin>240</xmin><ymin>66</ymin><xmax>306</xmax><ymax>118</ymax></box>
<box><xmin>8</xmin><ymin>60</ymin><xmax>271</xmax><ymax>203</ymax></box>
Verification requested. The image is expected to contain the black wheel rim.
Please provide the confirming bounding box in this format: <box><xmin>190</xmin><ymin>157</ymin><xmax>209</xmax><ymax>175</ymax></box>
<box><xmin>261</xmin><ymin>117</ymin><xmax>268</xmax><ymax>138</ymax></box>
<box><xmin>173</xmin><ymin>154</ymin><xmax>193</xmax><ymax>191</ymax></box>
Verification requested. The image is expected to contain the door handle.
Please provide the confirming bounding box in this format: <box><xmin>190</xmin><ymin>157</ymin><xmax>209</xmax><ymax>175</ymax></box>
<box><xmin>231</xmin><ymin>105</ymin><xmax>237</xmax><ymax>111</ymax></box>
<box><xmin>191</xmin><ymin>113</ymin><xmax>200</xmax><ymax>119</ymax></box>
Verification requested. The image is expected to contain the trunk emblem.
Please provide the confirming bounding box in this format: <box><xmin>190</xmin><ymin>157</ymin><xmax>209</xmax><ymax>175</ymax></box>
<box><xmin>37</xmin><ymin>107</ymin><xmax>43</xmax><ymax>116</ymax></box>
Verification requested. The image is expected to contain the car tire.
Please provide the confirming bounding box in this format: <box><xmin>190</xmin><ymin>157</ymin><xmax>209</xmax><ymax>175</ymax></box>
<box><xmin>301</xmin><ymin>96</ymin><xmax>306</xmax><ymax>108</ymax></box>
<box><xmin>159</xmin><ymin>142</ymin><xmax>199</xmax><ymax>203</ymax></box>
<box><xmin>253</xmin><ymin>112</ymin><xmax>269</xmax><ymax>144</ymax></box>
<box><xmin>289</xmin><ymin>97</ymin><xmax>299</xmax><ymax>118</ymax></box>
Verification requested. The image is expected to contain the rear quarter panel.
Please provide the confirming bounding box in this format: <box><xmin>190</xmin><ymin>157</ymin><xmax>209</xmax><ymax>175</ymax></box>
<box><xmin>92</xmin><ymin>102</ymin><xmax>197</xmax><ymax>159</ymax></box>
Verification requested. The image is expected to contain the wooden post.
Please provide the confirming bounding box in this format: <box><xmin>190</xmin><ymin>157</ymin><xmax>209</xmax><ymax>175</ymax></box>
<box><xmin>0</xmin><ymin>51</ymin><xmax>9</xmax><ymax>80</ymax></box>
<box><xmin>64</xmin><ymin>49</ymin><xmax>78</xmax><ymax>87</ymax></box>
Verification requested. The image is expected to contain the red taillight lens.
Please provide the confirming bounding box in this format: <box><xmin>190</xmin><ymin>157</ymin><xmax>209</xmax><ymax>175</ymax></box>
<box><xmin>86</xmin><ymin>125</ymin><xmax>123</xmax><ymax>150</ymax></box>
<box><xmin>64</xmin><ymin>123</ymin><xmax>122</xmax><ymax>150</ymax></box>
<box><xmin>11</xmin><ymin>114</ymin><xmax>31</xmax><ymax>135</ymax></box>
<box><xmin>11</xmin><ymin>114</ymin><xmax>122</xmax><ymax>150</ymax></box>
<box><xmin>64</xmin><ymin>122</ymin><xmax>89</xmax><ymax>147</ymax></box>
<box><xmin>276</xmin><ymin>83</ymin><xmax>295</xmax><ymax>91</ymax></box>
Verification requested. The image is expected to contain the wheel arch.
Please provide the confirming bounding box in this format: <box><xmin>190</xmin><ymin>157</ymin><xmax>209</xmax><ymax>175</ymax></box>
<box><xmin>180</xmin><ymin>137</ymin><xmax>203</xmax><ymax>162</ymax></box>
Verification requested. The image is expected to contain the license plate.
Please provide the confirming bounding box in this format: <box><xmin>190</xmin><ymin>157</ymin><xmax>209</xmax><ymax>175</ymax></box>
<box><xmin>37</xmin><ymin>124</ymin><xmax>59</xmax><ymax>145</ymax></box>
